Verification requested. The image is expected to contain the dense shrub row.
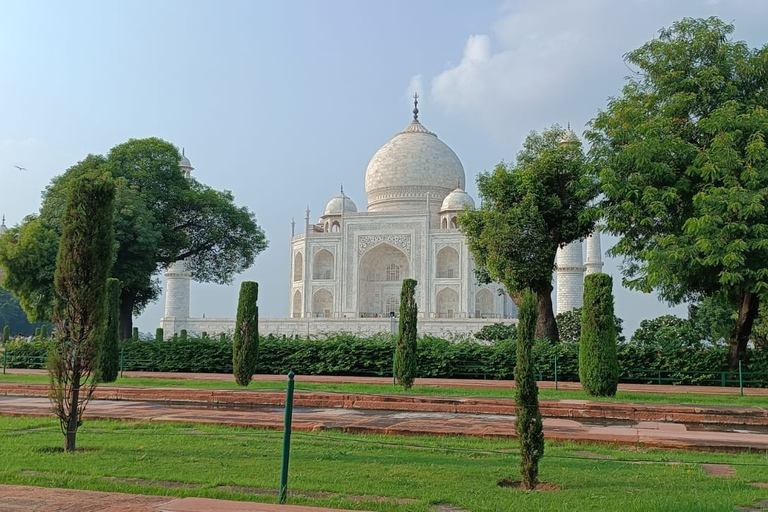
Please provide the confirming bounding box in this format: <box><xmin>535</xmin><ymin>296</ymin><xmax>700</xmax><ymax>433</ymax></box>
<box><xmin>4</xmin><ymin>328</ymin><xmax>768</xmax><ymax>385</ymax></box>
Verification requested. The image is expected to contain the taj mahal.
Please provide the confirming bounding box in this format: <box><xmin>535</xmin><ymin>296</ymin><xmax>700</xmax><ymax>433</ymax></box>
<box><xmin>158</xmin><ymin>97</ymin><xmax>603</xmax><ymax>338</ymax></box>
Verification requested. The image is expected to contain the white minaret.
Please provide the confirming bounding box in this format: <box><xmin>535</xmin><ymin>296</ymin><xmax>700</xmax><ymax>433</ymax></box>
<box><xmin>162</xmin><ymin>150</ymin><xmax>194</xmax><ymax>326</ymax></box>
<box><xmin>585</xmin><ymin>229</ymin><xmax>604</xmax><ymax>275</ymax></box>
<box><xmin>556</xmin><ymin>240</ymin><xmax>585</xmax><ymax>314</ymax></box>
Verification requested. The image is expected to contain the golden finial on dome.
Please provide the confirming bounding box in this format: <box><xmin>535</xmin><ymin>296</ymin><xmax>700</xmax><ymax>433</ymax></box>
<box><xmin>413</xmin><ymin>93</ymin><xmax>419</xmax><ymax>121</ymax></box>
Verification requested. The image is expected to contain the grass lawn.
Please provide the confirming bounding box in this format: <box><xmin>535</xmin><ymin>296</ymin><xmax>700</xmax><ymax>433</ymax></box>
<box><xmin>1</xmin><ymin>372</ymin><xmax>767</xmax><ymax>407</ymax></box>
<box><xmin>2</xmin><ymin>416</ymin><xmax>768</xmax><ymax>512</ymax></box>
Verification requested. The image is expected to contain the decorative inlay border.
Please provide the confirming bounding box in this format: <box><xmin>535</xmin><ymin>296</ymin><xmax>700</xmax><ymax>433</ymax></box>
<box><xmin>358</xmin><ymin>234</ymin><xmax>412</xmax><ymax>256</ymax></box>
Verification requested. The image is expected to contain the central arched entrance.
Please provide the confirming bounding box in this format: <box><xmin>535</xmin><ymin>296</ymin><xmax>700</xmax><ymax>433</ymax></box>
<box><xmin>358</xmin><ymin>243</ymin><xmax>409</xmax><ymax>317</ymax></box>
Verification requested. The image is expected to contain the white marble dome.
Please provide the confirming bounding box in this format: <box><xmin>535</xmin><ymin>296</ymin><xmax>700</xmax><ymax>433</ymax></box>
<box><xmin>323</xmin><ymin>194</ymin><xmax>358</xmax><ymax>216</ymax></box>
<box><xmin>440</xmin><ymin>188</ymin><xmax>475</xmax><ymax>212</ymax></box>
<box><xmin>364</xmin><ymin>118</ymin><xmax>465</xmax><ymax>213</ymax></box>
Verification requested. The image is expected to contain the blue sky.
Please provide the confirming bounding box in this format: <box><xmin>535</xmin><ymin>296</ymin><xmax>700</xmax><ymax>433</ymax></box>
<box><xmin>1</xmin><ymin>0</ymin><xmax>767</xmax><ymax>337</ymax></box>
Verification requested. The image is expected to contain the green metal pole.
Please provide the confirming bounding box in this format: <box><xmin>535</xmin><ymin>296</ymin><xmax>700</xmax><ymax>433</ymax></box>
<box><xmin>278</xmin><ymin>370</ymin><xmax>295</xmax><ymax>504</ymax></box>
<box><xmin>554</xmin><ymin>354</ymin><xmax>558</xmax><ymax>391</ymax></box>
<box><xmin>2</xmin><ymin>348</ymin><xmax>6</xmax><ymax>374</ymax></box>
<box><xmin>739</xmin><ymin>360</ymin><xmax>744</xmax><ymax>396</ymax></box>
<box><xmin>119</xmin><ymin>347</ymin><xmax>124</xmax><ymax>379</ymax></box>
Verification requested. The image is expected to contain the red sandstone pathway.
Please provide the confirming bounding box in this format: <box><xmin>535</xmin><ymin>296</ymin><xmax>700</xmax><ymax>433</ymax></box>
<box><xmin>0</xmin><ymin>484</ymin><xmax>372</xmax><ymax>512</ymax></box>
<box><xmin>2</xmin><ymin>384</ymin><xmax>768</xmax><ymax>452</ymax></box>
<box><xmin>8</xmin><ymin>368</ymin><xmax>768</xmax><ymax>396</ymax></box>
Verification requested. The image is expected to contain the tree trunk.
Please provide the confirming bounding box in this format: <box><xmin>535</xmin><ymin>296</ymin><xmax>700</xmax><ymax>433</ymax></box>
<box><xmin>118</xmin><ymin>291</ymin><xmax>135</xmax><ymax>341</ymax></box>
<box><xmin>535</xmin><ymin>283</ymin><xmax>559</xmax><ymax>342</ymax></box>
<box><xmin>65</xmin><ymin>374</ymin><xmax>80</xmax><ymax>452</ymax></box>
<box><xmin>727</xmin><ymin>292</ymin><xmax>759</xmax><ymax>371</ymax></box>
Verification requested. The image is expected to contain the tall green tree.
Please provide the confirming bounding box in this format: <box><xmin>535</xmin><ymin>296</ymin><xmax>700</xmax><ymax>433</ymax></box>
<box><xmin>394</xmin><ymin>279</ymin><xmax>418</xmax><ymax>391</ymax></box>
<box><xmin>587</xmin><ymin>17</ymin><xmax>768</xmax><ymax>369</ymax></box>
<box><xmin>0</xmin><ymin>138</ymin><xmax>268</xmax><ymax>339</ymax></box>
<box><xmin>460</xmin><ymin>126</ymin><xmax>599</xmax><ymax>341</ymax></box>
<box><xmin>515</xmin><ymin>288</ymin><xmax>544</xmax><ymax>489</ymax></box>
<box><xmin>579</xmin><ymin>274</ymin><xmax>619</xmax><ymax>397</ymax></box>
<box><xmin>49</xmin><ymin>170</ymin><xmax>115</xmax><ymax>452</ymax></box>
<box><xmin>233</xmin><ymin>281</ymin><xmax>259</xmax><ymax>387</ymax></box>
<box><xmin>98</xmin><ymin>278</ymin><xmax>122</xmax><ymax>383</ymax></box>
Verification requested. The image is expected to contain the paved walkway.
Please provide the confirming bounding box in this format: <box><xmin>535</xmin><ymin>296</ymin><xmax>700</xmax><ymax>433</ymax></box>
<box><xmin>0</xmin><ymin>484</ymin><xmax>371</xmax><ymax>512</ymax></box>
<box><xmin>2</xmin><ymin>381</ymin><xmax>768</xmax><ymax>452</ymax></box>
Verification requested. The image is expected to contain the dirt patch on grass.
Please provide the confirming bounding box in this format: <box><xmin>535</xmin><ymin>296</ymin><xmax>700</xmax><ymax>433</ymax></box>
<box><xmin>216</xmin><ymin>485</ymin><xmax>418</xmax><ymax>504</ymax></box>
<box><xmin>104</xmin><ymin>476</ymin><xmax>202</xmax><ymax>489</ymax></box>
<box><xmin>432</xmin><ymin>505</ymin><xmax>470</xmax><ymax>512</ymax></box>
<box><xmin>702</xmin><ymin>464</ymin><xmax>736</xmax><ymax>477</ymax></box>
<box><xmin>572</xmin><ymin>450</ymin><xmax>614</xmax><ymax>460</ymax></box>
<box><xmin>497</xmin><ymin>478</ymin><xmax>561</xmax><ymax>492</ymax></box>
<box><xmin>748</xmin><ymin>482</ymin><xmax>768</xmax><ymax>488</ymax></box>
<box><xmin>33</xmin><ymin>446</ymin><xmax>101</xmax><ymax>454</ymax></box>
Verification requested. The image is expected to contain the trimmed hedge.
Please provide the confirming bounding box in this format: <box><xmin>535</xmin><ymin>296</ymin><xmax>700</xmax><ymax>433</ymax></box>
<box><xmin>4</xmin><ymin>331</ymin><xmax>768</xmax><ymax>386</ymax></box>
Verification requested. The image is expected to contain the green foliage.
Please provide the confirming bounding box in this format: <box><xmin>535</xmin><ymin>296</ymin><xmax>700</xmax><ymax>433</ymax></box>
<box><xmin>460</xmin><ymin>126</ymin><xmax>599</xmax><ymax>341</ymax></box>
<box><xmin>233</xmin><ymin>281</ymin><xmax>259</xmax><ymax>387</ymax></box>
<box><xmin>2</xmin><ymin>325</ymin><xmax>8</xmax><ymax>343</ymax></box>
<box><xmin>475</xmin><ymin>322</ymin><xmax>517</xmax><ymax>342</ymax></box>
<box><xmin>515</xmin><ymin>289</ymin><xmax>544</xmax><ymax>489</ymax></box>
<box><xmin>155</xmin><ymin>328</ymin><xmax>164</xmax><ymax>343</ymax></box>
<box><xmin>556</xmin><ymin>307</ymin><xmax>625</xmax><ymax>344</ymax></box>
<box><xmin>98</xmin><ymin>278</ymin><xmax>121</xmax><ymax>383</ymax></box>
<box><xmin>179</xmin><ymin>329</ymin><xmax>188</xmax><ymax>343</ymax></box>
<box><xmin>0</xmin><ymin>218</ymin><xmax>60</xmax><ymax>322</ymax></box>
<box><xmin>579</xmin><ymin>274</ymin><xmax>619</xmax><ymax>396</ymax></box>
<box><xmin>49</xmin><ymin>170</ymin><xmax>116</xmax><ymax>452</ymax></box>
<box><xmin>7</xmin><ymin>328</ymin><xmax>767</xmax><ymax>386</ymax></box>
<box><xmin>587</xmin><ymin>17</ymin><xmax>768</xmax><ymax>368</ymax></box>
<box><xmin>0</xmin><ymin>138</ymin><xmax>268</xmax><ymax>339</ymax></box>
<box><xmin>131</xmin><ymin>327</ymin><xmax>139</xmax><ymax>342</ymax></box>
<box><xmin>395</xmin><ymin>279</ymin><xmax>418</xmax><ymax>390</ymax></box>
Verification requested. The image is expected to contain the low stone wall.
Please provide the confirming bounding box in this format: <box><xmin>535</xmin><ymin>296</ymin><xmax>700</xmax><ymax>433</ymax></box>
<box><xmin>159</xmin><ymin>316</ymin><xmax>517</xmax><ymax>339</ymax></box>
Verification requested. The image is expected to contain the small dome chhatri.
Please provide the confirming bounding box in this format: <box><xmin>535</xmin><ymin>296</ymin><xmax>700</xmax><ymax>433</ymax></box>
<box><xmin>323</xmin><ymin>191</ymin><xmax>358</xmax><ymax>216</ymax></box>
<box><xmin>364</xmin><ymin>96</ymin><xmax>465</xmax><ymax>213</ymax></box>
<box><xmin>179</xmin><ymin>148</ymin><xmax>194</xmax><ymax>179</ymax></box>
<box><xmin>441</xmin><ymin>188</ymin><xmax>475</xmax><ymax>212</ymax></box>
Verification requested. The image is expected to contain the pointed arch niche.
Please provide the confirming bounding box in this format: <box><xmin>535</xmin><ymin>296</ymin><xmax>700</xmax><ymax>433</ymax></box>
<box><xmin>292</xmin><ymin>290</ymin><xmax>303</xmax><ymax>318</ymax></box>
<box><xmin>436</xmin><ymin>287</ymin><xmax>459</xmax><ymax>318</ymax></box>
<box><xmin>312</xmin><ymin>249</ymin><xmax>334</xmax><ymax>279</ymax></box>
<box><xmin>436</xmin><ymin>246</ymin><xmax>459</xmax><ymax>278</ymax></box>
<box><xmin>358</xmin><ymin>243</ymin><xmax>409</xmax><ymax>317</ymax></box>
<box><xmin>312</xmin><ymin>289</ymin><xmax>333</xmax><ymax>317</ymax></box>
<box><xmin>293</xmin><ymin>252</ymin><xmax>303</xmax><ymax>281</ymax></box>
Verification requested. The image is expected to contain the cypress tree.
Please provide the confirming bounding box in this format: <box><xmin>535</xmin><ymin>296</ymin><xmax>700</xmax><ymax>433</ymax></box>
<box><xmin>48</xmin><ymin>170</ymin><xmax>115</xmax><ymax>452</ymax></box>
<box><xmin>179</xmin><ymin>329</ymin><xmax>188</xmax><ymax>343</ymax></box>
<box><xmin>394</xmin><ymin>278</ymin><xmax>418</xmax><ymax>391</ymax></box>
<box><xmin>579</xmin><ymin>273</ymin><xmax>619</xmax><ymax>397</ymax></box>
<box><xmin>155</xmin><ymin>327</ymin><xmax>163</xmax><ymax>343</ymax></box>
<box><xmin>2</xmin><ymin>325</ymin><xmax>9</xmax><ymax>343</ymax></box>
<box><xmin>220</xmin><ymin>333</ymin><xmax>227</xmax><ymax>343</ymax></box>
<box><xmin>41</xmin><ymin>325</ymin><xmax>49</xmax><ymax>339</ymax></box>
<box><xmin>98</xmin><ymin>278</ymin><xmax>121</xmax><ymax>383</ymax></box>
<box><xmin>233</xmin><ymin>281</ymin><xmax>259</xmax><ymax>387</ymax></box>
<box><xmin>515</xmin><ymin>288</ymin><xmax>545</xmax><ymax>489</ymax></box>
<box><xmin>131</xmin><ymin>327</ymin><xmax>139</xmax><ymax>342</ymax></box>
<box><xmin>35</xmin><ymin>327</ymin><xmax>41</xmax><ymax>338</ymax></box>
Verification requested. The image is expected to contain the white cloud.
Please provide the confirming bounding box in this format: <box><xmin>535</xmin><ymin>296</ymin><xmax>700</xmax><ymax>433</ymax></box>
<box><xmin>430</xmin><ymin>0</ymin><xmax>768</xmax><ymax>144</ymax></box>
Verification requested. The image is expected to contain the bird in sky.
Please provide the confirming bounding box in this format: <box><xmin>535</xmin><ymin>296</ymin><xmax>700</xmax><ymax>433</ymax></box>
<box><xmin>13</xmin><ymin>165</ymin><xmax>26</xmax><ymax>171</ymax></box>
